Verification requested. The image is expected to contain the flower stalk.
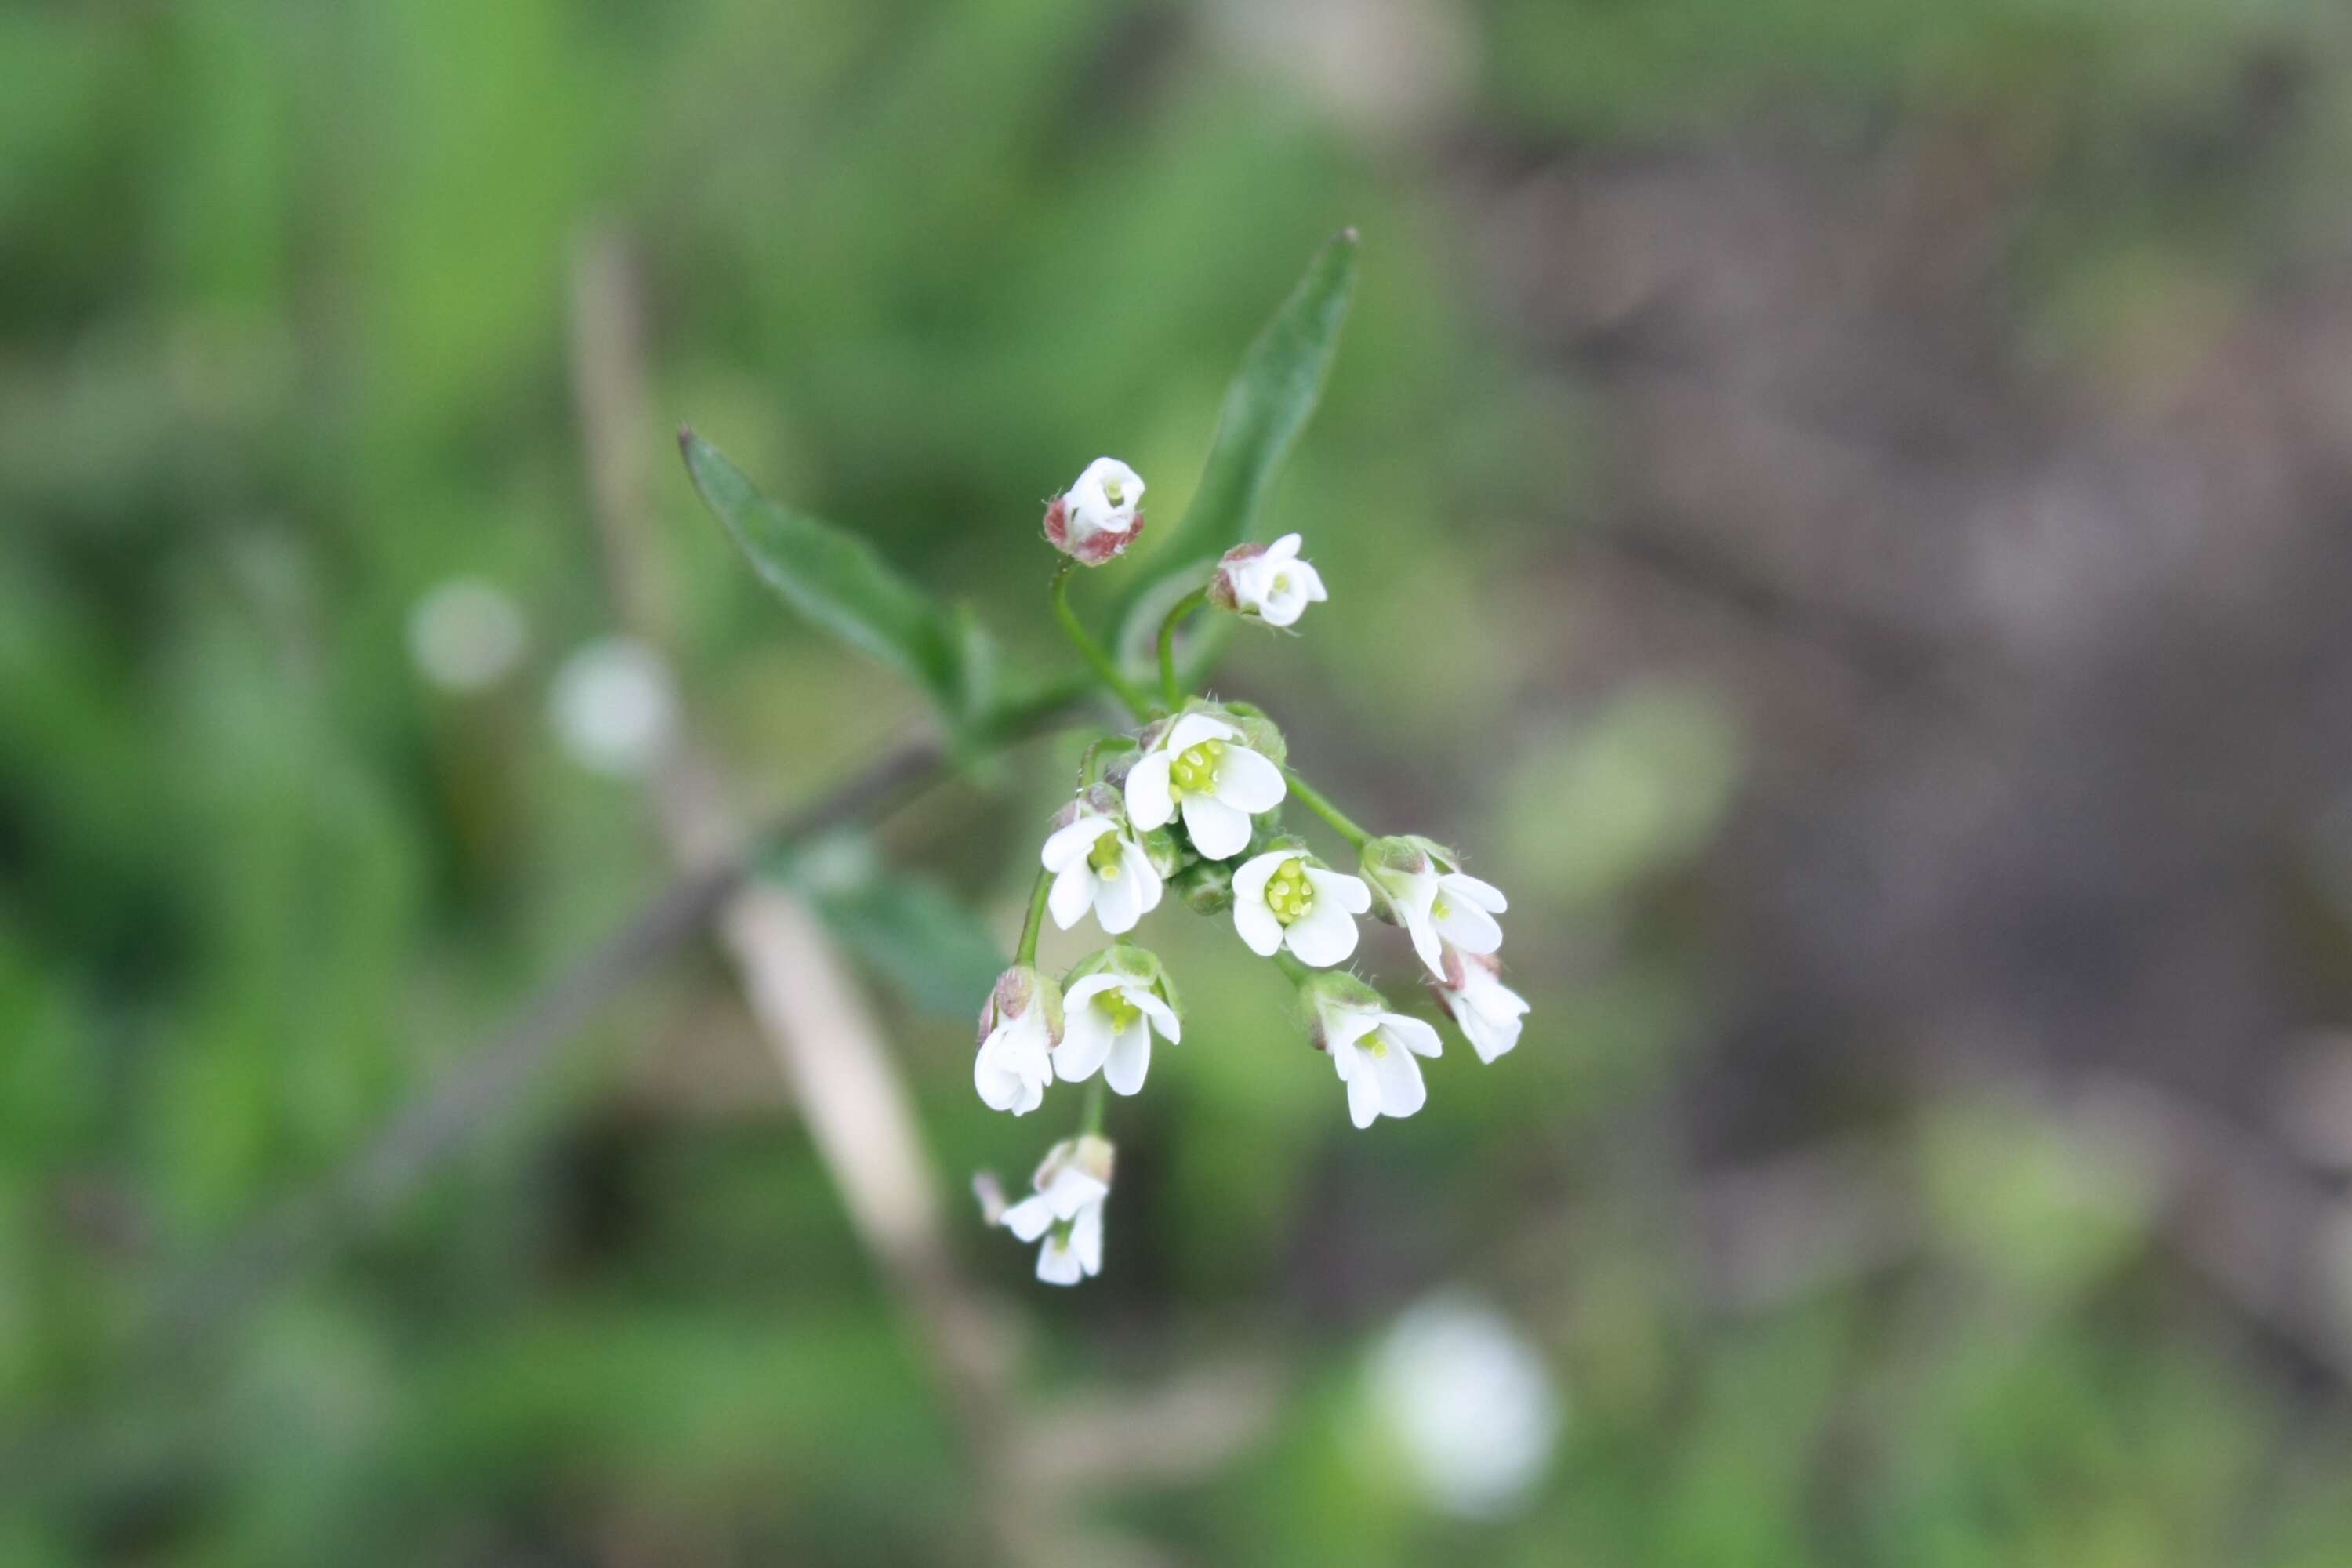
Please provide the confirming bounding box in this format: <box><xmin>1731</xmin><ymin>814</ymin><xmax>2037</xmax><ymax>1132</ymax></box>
<box><xmin>1156</xmin><ymin>586</ymin><xmax>1209</xmax><ymax>710</ymax></box>
<box><xmin>1053</xmin><ymin>560</ymin><xmax>1156</xmax><ymax>720</ymax></box>
<box><xmin>1281</xmin><ymin>767</ymin><xmax>1370</xmax><ymax>849</ymax></box>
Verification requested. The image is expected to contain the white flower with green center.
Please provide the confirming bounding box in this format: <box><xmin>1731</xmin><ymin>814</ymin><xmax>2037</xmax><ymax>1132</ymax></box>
<box><xmin>1214</xmin><ymin>533</ymin><xmax>1328</xmax><ymax>628</ymax></box>
<box><xmin>1002</xmin><ymin>1134</ymin><xmax>1112</xmax><ymax>1285</ymax></box>
<box><xmin>1055</xmin><ymin>969</ymin><xmax>1181</xmax><ymax>1095</ymax></box>
<box><xmin>1362</xmin><ymin>836</ymin><xmax>1509</xmax><ymax>980</ymax></box>
<box><xmin>1040</xmin><ymin>805</ymin><xmax>1163</xmax><ymax>935</ymax></box>
<box><xmin>972</xmin><ymin>966</ymin><xmax>1062</xmax><ymax>1116</ymax></box>
<box><xmin>1436</xmin><ymin>950</ymin><xmax>1530</xmax><ymax>1064</ymax></box>
<box><xmin>1305</xmin><ymin>973</ymin><xmax>1443</xmax><ymax>1128</ymax></box>
<box><xmin>1232</xmin><ymin>849</ymin><xmax>1371</xmax><ymax>967</ymax></box>
<box><xmin>1124</xmin><ymin>712</ymin><xmax>1287</xmax><ymax>861</ymax></box>
<box><xmin>1045</xmin><ymin>457</ymin><xmax>1147</xmax><ymax>565</ymax></box>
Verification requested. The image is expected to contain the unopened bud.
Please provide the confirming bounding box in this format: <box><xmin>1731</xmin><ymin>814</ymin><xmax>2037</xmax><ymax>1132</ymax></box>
<box><xmin>1174</xmin><ymin>857</ymin><xmax>1236</xmax><ymax>915</ymax></box>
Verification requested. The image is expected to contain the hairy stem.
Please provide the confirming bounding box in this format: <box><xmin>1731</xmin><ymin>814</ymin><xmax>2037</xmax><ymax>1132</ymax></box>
<box><xmin>1053</xmin><ymin>560</ymin><xmax>1156</xmax><ymax>720</ymax></box>
<box><xmin>1282</xmin><ymin>767</ymin><xmax>1371</xmax><ymax>850</ymax></box>
<box><xmin>1156</xmin><ymin>586</ymin><xmax>1210</xmax><ymax>711</ymax></box>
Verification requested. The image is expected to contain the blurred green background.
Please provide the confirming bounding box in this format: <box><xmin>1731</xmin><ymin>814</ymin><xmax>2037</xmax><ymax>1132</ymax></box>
<box><xmin>14</xmin><ymin>0</ymin><xmax>2352</xmax><ymax>1563</ymax></box>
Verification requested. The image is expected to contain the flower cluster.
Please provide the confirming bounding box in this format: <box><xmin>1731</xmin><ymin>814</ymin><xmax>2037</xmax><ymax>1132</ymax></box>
<box><xmin>985</xmin><ymin>459</ymin><xmax>1530</xmax><ymax>1284</ymax></box>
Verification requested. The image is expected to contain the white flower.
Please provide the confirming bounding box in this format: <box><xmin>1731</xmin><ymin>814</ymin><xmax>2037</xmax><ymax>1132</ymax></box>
<box><xmin>1214</xmin><ymin>533</ymin><xmax>1328</xmax><ymax>628</ymax></box>
<box><xmin>1056</xmin><ymin>968</ymin><xmax>1181</xmax><ymax>1096</ymax></box>
<box><xmin>1232</xmin><ymin>850</ymin><xmax>1371</xmax><ymax>967</ymax></box>
<box><xmin>1363</xmin><ymin>837</ymin><xmax>1508</xmax><ymax>980</ymax></box>
<box><xmin>1306</xmin><ymin>975</ymin><xmax>1444</xmax><ymax>1129</ymax></box>
<box><xmin>1040</xmin><ymin>805</ymin><xmax>1163</xmax><ymax>935</ymax></box>
<box><xmin>1124</xmin><ymin>712</ymin><xmax>1287</xmax><ymax>860</ymax></box>
<box><xmin>973</xmin><ymin>967</ymin><xmax>1061</xmax><ymax>1116</ymax></box>
<box><xmin>1002</xmin><ymin>1135</ymin><xmax>1113</xmax><ymax>1286</ymax></box>
<box><xmin>1045</xmin><ymin>457</ymin><xmax>1146</xmax><ymax>565</ymax></box>
<box><xmin>1436</xmin><ymin>951</ymin><xmax>1530</xmax><ymax>1064</ymax></box>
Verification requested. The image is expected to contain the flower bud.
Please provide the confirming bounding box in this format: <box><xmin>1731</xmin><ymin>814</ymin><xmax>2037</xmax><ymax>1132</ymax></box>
<box><xmin>1209</xmin><ymin>533</ymin><xmax>1327</xmax><ymax>627</ymax></box>
<box><xmin>1221</xmin><ymin>700</ymin><xmax>1289</xmax><ymax>769</ymax></box>
<box><xmin>1138</xmin><ymin>823</ymin><xmax>1188</xmax><ymax>878</ymax></box>
<box><xmin>1044</xmin><ymin>457</ymin><xmax>1147</xmax><ymax>566</ymax></box>
<box><xmin>1174</xmin><ymin>856</ymin><xmax>1236</xmax><ymax>915</ymax></box>
<box><xmin>1357</xmin><ymin>835</ymin><xmax>1434</xmax><ymax>927</ymax></box>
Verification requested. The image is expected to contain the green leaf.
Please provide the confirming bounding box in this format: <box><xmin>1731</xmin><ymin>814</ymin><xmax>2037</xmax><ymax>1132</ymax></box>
<box><xmin>1113</xmin><ymin>228</ymin><xmax>1359</xmax><ymax>661</ymax></box>
<box><xmin>680</xmin><ymin>430</ymin><xmax>984</xmax><ymax>721</ymax></box>
<box><xmin>768</xmin><ymin>833</ymin><xmax>1007</xmax><ymax>1017</ymax></box>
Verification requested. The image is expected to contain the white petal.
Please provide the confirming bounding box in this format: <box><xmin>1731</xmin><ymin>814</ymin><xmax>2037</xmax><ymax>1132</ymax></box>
<box><xmin>1182</xmin><ymin>793</ymin><xmax>1251</xmax><ymax>859</ymax></box>
<box><xmin>1306</xmin><ymin>867</ymin><xmax>1372</xmax><ymax>914</ymax></box>
<box><xmin>1403</xmin><ymin>906</ymin><xmax>1446</xmax><ymax>978</ymax></box>
<box><xmin>1045</xmin><ymin>1167</ymin><xmax>1108</xmax><ymax>1221</ymax></box>
<box><xmin>1370</xmin><ymin>1043</ymin><xmax>1427</xmax><ymax>1119</ymax></box>
<box><xmin>1131</xmin><ymin>989</ymin><xmax>1181</xmax><ymax>1044</ymax></box>
<box><xmin>1041</xmin><ymin>814</ymin><xmax>1114</xmax><ymax>872</ymax></box>
<box><xmin>1212</xmin><ymin>746</ymin><xmax>1286</xmax><ymax>814</ymax></box>
<box><xmin>1062</xmin><ymin>973</ymin><xmax>1123</xmax><ymax>1008</ymax></box>
<box><xmin>1003</xmin><ymin>1193</ymin><xmax>1055</xmax><ymax>1242</ymax></box>
<box><xmin>975</xmin><ymin>1040</ymin><xmax>1023</xmax><ymax>1112</ymax></box>
<box><xmin>1070</xmin><ymin>1201</ymin><xmax>1104</xmax><ymax>1276</ymax></box>
<box><xmin>1104</xmin><ymin>1022</ymin><xmax>1152</xmax><ymax>1095</ymax></box>
<box><xmin>1124</xmin><ymin>753</ymin><xmax>1174</xmax><ymax>831</ymax></box>
<box><xmin>1460</xmin><ymin>1002</ymin><xmax>1522</xmax><ymax>1063</ymax></box>
<box><xmin>1164</xmin><ymin>713</ymin><xmax>1239</xmax><ymax>753</ymax></box>
<box><xmin>1443</xmin><ymin>872</ymin><xmax>1508</xmax><ymax>913</ymax></box>
<box><xmin>1325</xmin><ymin>1005</ymin><xmax>1385</xmax><ymax>1056</ymax></box>
<box><xmin>1347</xmin><ymin>1067</ymin><xmax>1381</xmax><ymax>1128</ymax></box>
<box><xmin>1283</xmin><ymin>899</ymin><xmax>1359</xmax><ymax>967</ymax></box>
<box><xmin>1259</xmin><ymin>591</ymin><xmax>1307</xmax><ymax>629</ymax></box>
<box><xmin>1233</xmin><ymin>895</ymin><xmax>1285</xmax><ymax>956</ymax></box>
<box><xmin>1266</xmin><ymin>533</ymin><xmax>1301</xmax><ymax>561</ymax></box>
<box><xmin>1290</xmin><ymin>558</ymin><xmax>1327</xmax><ymax>602</ymax></box>
<box><xmin>1054</xmin><ymin>1007</ymin><xmax>1112</xmax><ymax>1082</ymax></box>
<box><xmin>1231</xmin><ymin>851</ymin><xmax>1289</xmax><ymax>904</ymax></box>
<box><xmin>1036</xmin><ymin>1235</ymin><xmax>1082</xmax><ymax>1285</ymax></box>
<box><xmin>1121</xmin><ymin>842</ymin><xmax>1164</xmax><ymax>917</ymax></box>
<box><xmin>1435</xmin><ymin>898</ymin><xmax>1503</xmax><ymax>956</ymax></box>
<box><xmin>1384</xmin><ymin>1014</ymin><xmax>1445</xmax><ymax>1059</ymax></box>
<box><xmin>1094</xmin><ymin>860</ymin><xmax>1143</xmax><ymax>935</ymax></box>
<box><xmin>1047</xmin><ymin>861</ymin><xmax>1094</xmax><ymax>931</ymax></box>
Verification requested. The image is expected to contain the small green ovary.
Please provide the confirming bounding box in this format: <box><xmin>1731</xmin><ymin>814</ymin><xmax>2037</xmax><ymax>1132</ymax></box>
<box><xmin>1168</xmin><ymin>737</ymin><xmax>1225</xmax><ymax>800</ymax></box>
<box><xmin>1094</xmin><ymin>988</ymin><xmax>1142</xmax><ymax>1033</ymax></box>
<box><xmin>1265</xmin><ymin>858</ymin><xmax>1315</xmax><ymax>925</ymax></box>
<box><xmin>1087</xmin><ymin>832</ymin><xmax>1126</xmax><ymax>877</ymax></box>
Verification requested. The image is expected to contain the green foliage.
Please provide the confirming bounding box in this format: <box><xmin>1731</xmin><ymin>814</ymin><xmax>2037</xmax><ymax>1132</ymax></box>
<box><xmin>768</xmin><ymin>832</ymin><xmax>1006</xmax><ymax>1017</ymax></box>
<box><xmin>681</xmin><ymin>430</ymin><xmax>993</xmax><ymax>729</ymax></box>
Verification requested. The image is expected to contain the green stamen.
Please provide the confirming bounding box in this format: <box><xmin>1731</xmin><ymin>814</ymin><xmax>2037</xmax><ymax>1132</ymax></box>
<box><xmin>1087</xmin><ymin>833</ymin><xmax>1125</xmax><ymax>877</ymax></box>
<box><xmin>1265</xmin><ymin>857</ymin><xmax>1315</xmax><ymax>926</ymax></box>
<box><xmin>1168</xmin><ymin>738</ymin><xmax>1225</xmax><ymax>801</ymax></box>
<box><xmin>1094</xmin><ymin>989</ymin><xmax>1141</xmax><ymax>1033</ymax></box>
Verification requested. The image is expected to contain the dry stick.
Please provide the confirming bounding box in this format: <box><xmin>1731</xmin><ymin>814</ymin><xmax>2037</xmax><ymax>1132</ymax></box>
<box><xmin>567</xmin><ymin>227</ymin><xmax>1042</xmax><ymax>1563</ymax></box>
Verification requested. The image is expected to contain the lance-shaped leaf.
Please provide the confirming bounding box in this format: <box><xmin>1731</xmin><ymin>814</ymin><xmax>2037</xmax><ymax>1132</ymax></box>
<box><xmin>1113</xmin><ymin>228</ymin><xmax>1359</xmax><ymax>662</ymax></box>
<box><xmin>681</xmin><ymin>429</ymin><xmax>981</xmax><ymax>720</ymax></box>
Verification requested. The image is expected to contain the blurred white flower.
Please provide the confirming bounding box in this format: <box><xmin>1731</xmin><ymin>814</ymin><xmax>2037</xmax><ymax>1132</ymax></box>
<box><xmin>1436</xmin><ymin>950</ymin><xmax>1530</xmax><ymax>1064</ymax></box>
<box><xmin>1214</xmin><ymin>532</ymin><xmax>1328</xmax><ymax>627</ymax></box>
<box><xmin>1125</xmin><ymin>712</ymin><xmax>1287</xmax><ymax>860</ymax></box>
<box><xmin>973</xmin><ymin>967</ymin><xmax>1062</xmax><ymax>1116</ymax></box>
<box><xmin>1045</xmin><ymin>456</ymin><xmax>1146</xmax><ymax>565</ymax></box>
<box><xmin>548</xmin><ymin>637</ymin><xmax>675</xmax><ymax>777</ymax></box>
<box><xmin>1368</xmin><ymin>1293</ymin><xmax>1563</xmax><ymax>1518</ymax></box>
<box><xmin>1232</xmin><ymin>850</ymin><xmax>1370</xmax><ymax>967</ymax></box>
<box><xmin>407</xmin><ymin>577</ymin><xmax>525</xmax><ymax>692</ymax></box>
<box><xmin>1002</xmin><ymin>1134</ymin><xmax>1113</xmax><ymax>1285</ymax></box>
<box><xmin>1362</xmin><ymin>836</ymin><xmax>1508</xmax><ymax>980</ymax></box>
<box><xmin>1041</xmin><ymin>804</ymin><xmax>1163</xmax><ymax>935</ymax></box>
<box><xmin>1303</xmin><ymin>973</ymin><xmax>1443</xmax><ymax>1128</ymax></box>
<box><xmin>1055</xmin><ymin>969</ymin><xmax>1181</xmax><ymax>1096</ymax></box>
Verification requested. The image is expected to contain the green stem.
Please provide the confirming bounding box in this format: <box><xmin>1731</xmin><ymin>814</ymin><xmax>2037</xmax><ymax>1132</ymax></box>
<box><xmin>1282</xmin><ymin>767</ymin><xmax>1370</xmax><ymax>850</ymax></box>
<box><xmin>1156</xmin><ymin>586</ymin><xmax>1210</xmax><ymax>711</ymax></box>
<box><xmin>1052</xmin><ymin>560</ymin><xmax>1155</xmax><ymax>721</ymax></box>
<box><xmin>1015</xmin><ymin>862</ymin><xmax>1052</xmax><ymax>967</ymax></box>
<box><xmin>1079</xmin><ymin>1077</ymin><xmax>1107</xmax><ymax>1139</ymax></box>
<box><xmin>1272</xmin><ymin>951</ymin><xmax>1313</xmax><ymax>987</ymax></box>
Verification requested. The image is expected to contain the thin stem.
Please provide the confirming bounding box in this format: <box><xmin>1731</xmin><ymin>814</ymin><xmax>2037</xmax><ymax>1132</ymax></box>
<box><xmin>1272</xmin><ymin>951</ymin><xmax>1313</xmax><ymax>987</ymax></box>
<box><xmin>1051</xmin><ymin>560</ymin><xmax>1155</xmax><ymax>721</ymax></box>
<box><xmin>1156</xmin><ymin>586</ymin><xmax>1210</xmax><ymax>711</ymax></box>
<box><xmin>1079</xmin><ymin>1077</ymin><xmax>1107</xmax><ymax>1139</ymax></box>
<box><xmin>1016</xmin><ymin>862</ymin><xmax>1052</xmax><ymax>967</ymax></box>
<box><xmin>1282</xmin><ymin>767</ymin><xmax>1371</xmax><ymax>851</ymax></box>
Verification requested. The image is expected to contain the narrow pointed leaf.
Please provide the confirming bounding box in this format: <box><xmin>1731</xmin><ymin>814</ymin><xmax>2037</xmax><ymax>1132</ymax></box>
<box><xmin>681</xmin><ymin>430</ymin><xmax>975</xmax><ymax>716</ymax></box>
<box><xmin>1113</xmin><ymin>229</ymin><xmax>1359</xmax><ymax>657</ymax></box>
